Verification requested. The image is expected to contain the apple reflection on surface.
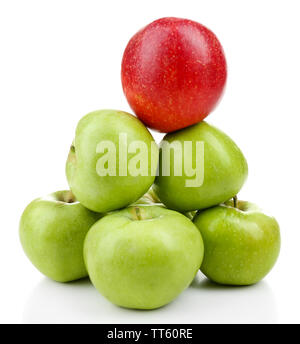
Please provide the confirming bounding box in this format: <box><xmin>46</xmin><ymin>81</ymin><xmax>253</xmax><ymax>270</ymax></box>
<box><xmin>23</xmin><ymin>272</ymin><xmax>277</xmax><ymax>324</ymax></box>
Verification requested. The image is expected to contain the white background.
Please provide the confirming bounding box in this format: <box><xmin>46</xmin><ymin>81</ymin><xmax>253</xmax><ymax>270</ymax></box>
<box><xmin>0</xmin><ymin>0</ymin><xmax>299</xmax><ymax>324</ymax></box>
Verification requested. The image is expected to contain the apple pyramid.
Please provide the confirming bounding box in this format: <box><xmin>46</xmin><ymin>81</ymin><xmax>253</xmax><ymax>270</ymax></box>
<box><xmin>19</xmin><ymin>17</ymin><xmax>280</xmax><ymax>311</ymax></box>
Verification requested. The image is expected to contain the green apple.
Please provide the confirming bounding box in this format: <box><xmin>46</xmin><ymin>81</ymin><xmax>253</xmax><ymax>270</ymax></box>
<box><xmin>19</xmin><ymin>190</ymin><xmax>103</xmax><ymax>282</ymax></box>
<box><xmin>84</xmin><ymin>205</ymin><xmax>204</xmax><ymax>309</ymax></box>
<box><xmin>133</xmin><ymin>188</ymin><xmax>197</xmax><ymax>220</ymax></box>
<box><xmin>66</xmin><ymin>109</ymin><xmax>158</xmax><ymax>213</ymax></box>
<box><xmin>153</xmin><ymin>121</ymin><xmax>248</xmax><ymax>212</ymax></box>
<box><xmin>193</xmin><ymin>199</ymin><xmax>281</xmax><ymax>285</ymax></box>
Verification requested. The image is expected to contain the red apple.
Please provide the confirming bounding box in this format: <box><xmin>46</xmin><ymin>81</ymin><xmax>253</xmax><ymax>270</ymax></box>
<box><xmin>121</xmin><ymin>17</ymin><xmax>227</xmax><ymax>133</ymax></box>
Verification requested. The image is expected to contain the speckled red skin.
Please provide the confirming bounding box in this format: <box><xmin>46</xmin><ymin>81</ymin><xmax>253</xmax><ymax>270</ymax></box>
<box><xmin>121</xmin><ymin>17</ymin><xmax>227</xmax><ymax>133</ymax></box>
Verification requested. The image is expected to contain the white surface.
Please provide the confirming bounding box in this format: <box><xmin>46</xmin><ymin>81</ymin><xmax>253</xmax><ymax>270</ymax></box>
<box><xmin>0</xmin><ymin>0</ymin><xmax>299</xmax><ymax>324</ymax></box>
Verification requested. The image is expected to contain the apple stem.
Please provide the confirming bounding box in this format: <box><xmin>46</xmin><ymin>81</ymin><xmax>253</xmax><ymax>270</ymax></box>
<box><xmin>135</xmin><ymin>207</ymin><xmax>142</xmax><ymax>220</ymax></box>
<box><xmin>233</xmin><ymin>195</ymin><xmax>238</xmax><ymax>208</ymax></box>
<box><xmin>66</xmin><ymin>192</ymin><xmax>75</xmax><ymax>203</ymax></box>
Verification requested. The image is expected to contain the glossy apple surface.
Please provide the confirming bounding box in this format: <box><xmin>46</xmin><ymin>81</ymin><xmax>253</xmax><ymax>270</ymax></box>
<box><xmin>66</xmin><ymin>109</ymin><xmax>158</xmax><ymax>213</ymax></box>
<box><xmin>153</xmin><ymin>121</ymin><xmax>248</xmax><ymax>212</ymax></box>
<box><xmin>193</xmin><ymin>200</ymin><xmax>281</xmax><ymax>285</ymax></box>
<box><xmin>121</xmin><ymin>17</ymin><xmax>227</xmax><ymax>132</ymax></box>
<box><xmin>84</xmin><ymin>205</ymin><xmax>204</xmax><ymax>309</ymax></box>
<box><xmin>19</xmin><ymin>191</ymin><xmax>102</xmax><ymax>282</ymax></box>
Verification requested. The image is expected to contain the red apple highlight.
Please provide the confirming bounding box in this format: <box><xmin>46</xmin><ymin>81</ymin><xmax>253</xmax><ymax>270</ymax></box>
<box><xmin>121</xmin><ymin>17</ymin><xmax>227</xmax><ymax>133</ymax></box>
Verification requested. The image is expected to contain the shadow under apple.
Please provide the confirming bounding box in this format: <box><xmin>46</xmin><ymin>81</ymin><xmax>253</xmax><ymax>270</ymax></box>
<box><xmin>188</xmin><ymin>273</ymin><xmax>278</xmax><ymax>323</ymax></box>
<box><xmin>23</xmin><ymin>272</ymin><xmax>277</xmax><ymax>324</ymax></box>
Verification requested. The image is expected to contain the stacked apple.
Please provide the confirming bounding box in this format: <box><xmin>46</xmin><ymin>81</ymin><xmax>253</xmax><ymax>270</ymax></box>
<box><xmin>20</xmin><ymin>18</ymin><xmax>280</xmax><ymax>310</ymax></box>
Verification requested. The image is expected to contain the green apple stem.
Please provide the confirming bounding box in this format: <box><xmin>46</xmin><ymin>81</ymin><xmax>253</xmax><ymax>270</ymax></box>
<box><xmin>134</xmin><ymin>207</ymin><xmax>142</xmax><ymax>221</ymax></box>
<box><xmin>233</xmin><ymin>195</ymin><xmax>238</xmax><ymax>208</ymax></box>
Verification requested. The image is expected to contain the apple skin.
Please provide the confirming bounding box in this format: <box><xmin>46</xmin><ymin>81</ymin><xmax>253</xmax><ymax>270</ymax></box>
<box><xmin>153</xmin><ymin>121</ymin><xmax>248</xmax><ymax>212</ymax></box>
<box><xmin>193</xmin><ymin>200</ymin><xmax>281</xmax><ymax>285</ymax></box>
<box><xmin>19</xmin><ymin>191</ymin><xmax>103</xmax><ymax>282</ymax></box>
<box><xmin>84</xmin><ymin>205</ymin><xmax>204</xmax><ymax>309</ymax></box>
<box><xmin>121</xmin><ymin>17</ymin><xmax>227</xmax><ymax>133</ymax></box>
<box><xmin>66</xmin><ymin>109</ymin><xmax>158</xmax><ymax>213</ymax></box>
<box><xmin>134</xmin><ymin>188</ymin><xmax>197</xmax><ymax>220</ymax></box>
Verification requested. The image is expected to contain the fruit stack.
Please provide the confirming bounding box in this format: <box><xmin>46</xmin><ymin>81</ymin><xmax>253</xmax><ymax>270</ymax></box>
<box><xmin>20</xmin><ymin>18</ymin><xmax>280</xmax><ymax>310</ymax></box>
